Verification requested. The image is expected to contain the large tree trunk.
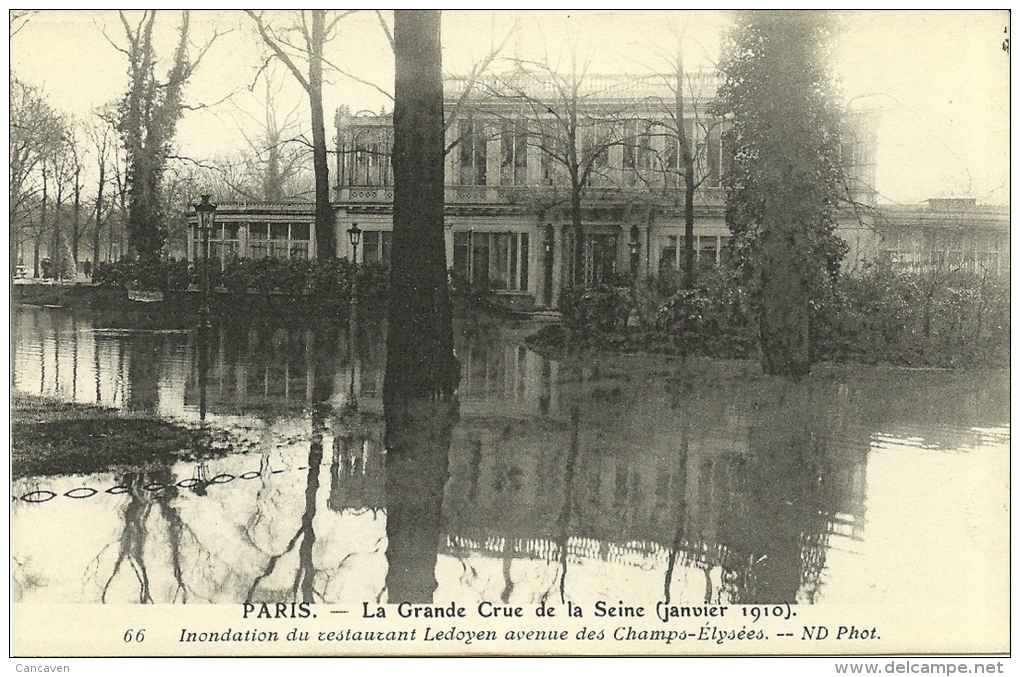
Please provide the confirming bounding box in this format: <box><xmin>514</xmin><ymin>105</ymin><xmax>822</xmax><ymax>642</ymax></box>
<box><xmin>758</xmin><ymin>231</ymin><xmax>811</xmax><ymax>377</ymax></box>
<box><xmin>128</xmin><ymin>162</ymin><xmax>166</xmax><ymax>263</ymax></box>
<box><xmin>383</xmin><ymin>12</ymin><xmax>455</xmax><ymax>605</ymax></box>
<box><xmin>309</xmin><ymin>11</ymin><xmax>335</xmax><ymax>258</ymax></box>
<box><xmin>384</xmin><ymin>9</ymin><xmax>457</xmax><ymax>403</ymax></box>
<box><xmin>52</xmin><ymin>176</ymin><xmax>64</xmax><ymax>279</ymax></box>
<box><xmin>33</xmin><ymin>233</ymin><xmax>41</xmax><ymax>279</ymax></box>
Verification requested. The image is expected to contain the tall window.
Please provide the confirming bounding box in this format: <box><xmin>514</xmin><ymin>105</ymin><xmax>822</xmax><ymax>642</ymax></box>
<box><xmin>583</xmin><ymin>233</ymin><xmax>617</xmax><ymax>286</ymax></box>
<box><xmin>500</xmin><ymin>119</ymin><xmax>528</xmax><ymax>186</ymax></box>
<box><xmin>361</xmin><ymin>230</ymin><xmax>391</xmax><ymax>268</ymax></box>
<box><xmin>459</xmin><ymin>119</ymin><xmax>487</xmax><ymax>185</ymax></box>
<box><xmin>540</xmin><ymin>133</ymin><xmax>563</xmax><ymax>186</ymax></box>
<box><xmin>453</xmin><ymin>231</ymin><xmax>529</xmax><ymax>291</ymax></box>
<box><xmin>624</xmin><ymin>122</ymin><xmax>653</xmax><ymax>186</ymax></box>
<box><xmin>289</xmin><ymin>223</ymin><xmax>310</xmax><ymax>259</ymax></box>
<box><xmin>696</xmin><ymin>235</ymin><xmax>729</xmax><ymax>266</ymax></box>
<box><xmin>705</xmin><ymin>123</ymin><xmax>730</xmax><ymax>188</ymax></box>
<box><xmin>637</xmin><ymin>123</ymin><xmax>653</xmax><ymax>171</ymax></box>
<box><xmin>623</xmin><ymin>121</ymin><xmax>637</xmax><ymax>169</ymax></box>
<box><xmin>582</xmin><ymin>122</ymin><xmax>611</xmax><ymax>188</ymax></box>
<box><xmin>660</xmin><ymin>235</ymin><xmax>678</xmax><ymax>273</ymax></box>
<box><xmin>706</xmin><ymin>127</ymin><xmax>722</xmax><ymax>187</ymax></box>
<box><xmin>209</xmin><ymin>223</ymin><xmax>240</xmax><ymax>263</ymax></box>
<box><xmin>582</xmin><ymin>122</ymin><xmax>610</xmax><ymax>169</ymax></box>
<box><xmin>663</xmin><ymin>119</ymin><xmax>694</xmax><ymax>174</ymax></box>
<box><xmin>348</xmin><ymin>129</ymin><xmax>391</xmax><ymax>187</ymax></box>
<box><xmin>246</xmin><ymin>222</ymin><xmax>311</xmax><ymax>260</ymax></box>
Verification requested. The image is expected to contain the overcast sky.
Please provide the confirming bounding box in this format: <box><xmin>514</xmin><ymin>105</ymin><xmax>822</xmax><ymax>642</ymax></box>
<box><xmin>9</xmin><ymin>9</ymin><xmax>1010</xmax><ymax>205</ymax></box>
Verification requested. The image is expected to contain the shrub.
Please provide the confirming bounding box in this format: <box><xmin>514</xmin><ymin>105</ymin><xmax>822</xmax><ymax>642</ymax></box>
<box><xmin>559</xmin><ymin>283</ymin><xmax>632</xmax><ymax>343</ymax></box>
<box><xmin>92</xmin><ymin>259</ymin><xmax>192</xmax><ymax>292</ymax></box>
<box><xmin>815</xmin><ymin>261</ymin><xmax>1010</xmax><ymax>367</ymax></box>
<box><xmin>623</xmin><ymin>267</ymin><xmax>756</xmax><ymax>358</ymax></box>
<box><xmin>548</xmin><ymin>259</ymin><xmax>1007</xmax><ymax>368</ymax></box>
<box><xmin>353</xmin><ymin>261</ymin><xmax>390</xmax><ymax>304</ymax></box>
<box><xmin>91</xmin><ymin>256</ymin><xmax>390</xmax><ymax>310</ymax></box>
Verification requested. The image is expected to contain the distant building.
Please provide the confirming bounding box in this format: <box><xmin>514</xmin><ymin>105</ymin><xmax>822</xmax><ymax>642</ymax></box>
<box><xmin>329</xmin><ymin>72</ymin><xmax>878</xmax><ymax>308</ymax></box>
<box><xmin>186</xmin><ymin>74</ymin><xmax>1009</xmax><ymax>309</ymax></box>
<box><xmin>184</xmin><ymin>201</ymin><xmax>316</xmax><ymax>267</ymax></box>
<box><xmin>868</xmin><ymin>198</ymin><xmax>1009</xmax><ymax>277</ymax></box>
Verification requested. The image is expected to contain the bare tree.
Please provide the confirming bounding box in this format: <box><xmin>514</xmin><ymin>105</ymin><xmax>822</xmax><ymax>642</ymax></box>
<box><xmin>246</xmin><ymin>10</ymin><xmax>355</xmax><ymax>258</ymax></box>
<box><xmin>108</xmin><ymin>139</ymin><xmax>131</xmax><ymax>262</ymax></box>
<box><xmin>480</xmin><ymin>59</ymin><xmax>639</xmax><ymax>287</ymax></box>
<box><xmin>66</xmin><ymin>124</ymin><xmax>87</xmax><ymax>273</ymax></box>
<box><xmin>47</xmin><ymin>132</ymin><xmax>79</xmax><ymax>279</ymax></box>
<box><xmin>85</xmin><ymin>111</ymin><xmax>116</xmax><ymax>267</ymax></box>
<box><xmin>232</xmin><ymin>61</ymin><xmax>313</xmax><ymax>202</ymax></box>
<box><xmin>635</xmin><ymin>33</ymin><xmax>725</xmax><ymax>287</ymax></box>
<box><xmin>9</xmin><ymin>75</ymin><xmax>66</xmax><ymax>275</ymax></box>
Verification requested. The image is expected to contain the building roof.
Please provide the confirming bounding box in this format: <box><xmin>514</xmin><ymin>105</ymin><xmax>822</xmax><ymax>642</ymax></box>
<box><xmin>185</xmin><ymin>202</ymin><xmax>316</xmax><ymax>218</ymax></box>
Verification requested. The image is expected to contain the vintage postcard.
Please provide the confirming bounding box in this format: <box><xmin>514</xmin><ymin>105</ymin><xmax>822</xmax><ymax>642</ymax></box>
<box><xmin>9</xmin><ymin>9</ymin><xmax>1010</xmax><ymax>661</ymax></box>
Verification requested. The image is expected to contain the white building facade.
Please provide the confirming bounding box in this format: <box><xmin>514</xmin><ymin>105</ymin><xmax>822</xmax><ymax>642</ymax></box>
<box><xmin>188</xmin><ymin>73</ymin><xmax>888</xmax><ymax>309</ymax></box>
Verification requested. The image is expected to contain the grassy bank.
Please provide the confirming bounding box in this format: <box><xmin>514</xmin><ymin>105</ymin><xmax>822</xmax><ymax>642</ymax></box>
<box><xmin>12</xmin><ymin>393</ymin><xmax>223</xmax><ymax>479</ymax></box>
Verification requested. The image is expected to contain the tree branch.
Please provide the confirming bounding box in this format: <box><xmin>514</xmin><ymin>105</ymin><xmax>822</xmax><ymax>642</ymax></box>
<box><xmin>375</xmin><ymin>10</ymin><xmax>394</xmax><ymax>51</ymax></box>
<box><xmin>245</xmin><ymin>10</ymin><xmax>311</xmax><ymax>93</ymax></box>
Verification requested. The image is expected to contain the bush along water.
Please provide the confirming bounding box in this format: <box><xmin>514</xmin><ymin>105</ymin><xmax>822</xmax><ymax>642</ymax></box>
<box><xmin>532</xmin><ymin>261</ymin><xmax>1008</xmax><ymax>368</ymax></box>
<box><xmin>92</xmin><ymin>257</ymin><xmax>390</xmax><ymax>314</ymax></box>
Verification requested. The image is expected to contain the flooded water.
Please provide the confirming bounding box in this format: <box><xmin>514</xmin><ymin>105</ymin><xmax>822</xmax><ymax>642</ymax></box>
<box><xmin>11</xmin><ymin>305</ymin><xmax>1009</xmax><ymax>609</ymax></box>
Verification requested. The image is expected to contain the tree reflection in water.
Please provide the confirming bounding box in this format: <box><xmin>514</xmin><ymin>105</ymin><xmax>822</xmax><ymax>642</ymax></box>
<box><xmin>383</xmin><ymin>397</ymin><xmax>457</xmax><ymax>604</ymax></box>
<box><xmin>555</xmin><ymin>406</ymin><xmax>581</xmax><ymax>604</ymax></box>
<box><xmin>696</xmin><ymin>377</ymin><xmax>869</xmax><ymax>605</ymax></box>
<box><xmin>246</xmin><ymin>405</ymin><xmax>327</xmax><ymax>603</ymax></box>
<box><xmin>98</xmin><ymin>466</ymin><xmax>189</xmax><ymax>603</ymax></box>
<box><xmin>662</xmin><ymin>387</ymin><xmax>693</xmax><ymax>605</ymax></box>
<box><xmin>10</xmin><ymin>306</ymin><xmax>1007</xmax><ymax>607</ymax></box>
<box><xmin>246</xmin><ymin>322</ymin><xmax>341</xmax><ymax>604</ymax></box>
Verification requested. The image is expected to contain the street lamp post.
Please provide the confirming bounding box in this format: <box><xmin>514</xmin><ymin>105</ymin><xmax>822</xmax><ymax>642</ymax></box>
<box><xmin>347</xmin><ymin>223</ymin><xmax>362</xmax><ymax>410</ymax></box>
<box><xmin>194</xmin><ymin>195</ymin><xmax>217</xmax><ymax>328</ymax></box>
<box><xmin>629</xmin><ymin>225</ymin><xmax>640</xmax><ymax>279</ymax></box>
<box><xmin>193</xmin><ymin>195</ymin><xmax>216</xmax><ymax>422</ymax></box>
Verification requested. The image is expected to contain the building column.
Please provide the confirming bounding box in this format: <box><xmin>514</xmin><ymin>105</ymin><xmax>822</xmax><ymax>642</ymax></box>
<box><xmin>542</xmin><ymin>223</ymin><xmax>555</xmax><ymax>308</ymax></box>
<box><xmin>238</xmin><ymin>224</ymin><xmax>249</xmax><ymax>259</ymax></box>
<box><xmin>336</xmin><ymin>211</ymin><xmax>352</xmax><ymax>260</ymax></box>
<box><xmin>554</xmin><ymin>223</ymin><xmax>569</xmax><ymax>304</ymax></box>
<box><xmin>485</xmin><ymin>128</ymin><xmax>499</xmax><ymax>192</ymax></box>
<box><xmin>444</xmin><ymin>222</ymin><xmax>454</xmax><ymax>269</ymax></box>
<box><xmin>646</xmin><ymin>218</ymin><xmax>654</xmax><ymax>277</ymax></box>
<box><xmin>526</xmin><ymin>141</ymin><xmax>542</xmax><ymax>186</ymax></box>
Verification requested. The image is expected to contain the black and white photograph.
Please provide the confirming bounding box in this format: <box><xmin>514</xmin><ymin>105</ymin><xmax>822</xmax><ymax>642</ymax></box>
<box><xmin>9</xmin><ymin>9</ymin><xmax>1010</xmax><ymax>663</ymax></box>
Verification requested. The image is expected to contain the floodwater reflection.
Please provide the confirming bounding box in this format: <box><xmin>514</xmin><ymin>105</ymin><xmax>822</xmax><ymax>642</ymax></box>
<box><xmin>384</xmin><ymin>398</ymin><xmax>457</xmax><ymax>603</ymax></box>
<box><xmin>10</xmin><ymin>306</ymin><xmax>1010</xmax><ymax>609</ymax></box>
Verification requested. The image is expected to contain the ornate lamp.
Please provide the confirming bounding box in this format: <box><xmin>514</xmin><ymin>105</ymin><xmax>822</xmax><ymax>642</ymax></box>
<box><xmin>193</xmin><ymin>194</ymin><xmax>217</xmax><ymax>327</ymax></box>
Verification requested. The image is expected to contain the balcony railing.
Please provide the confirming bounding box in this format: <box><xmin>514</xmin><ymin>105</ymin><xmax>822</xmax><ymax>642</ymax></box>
<box><xmin>337</xmin><ymin>184</ymin><xmax>727</xmax><ymax>207</ymax></box>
